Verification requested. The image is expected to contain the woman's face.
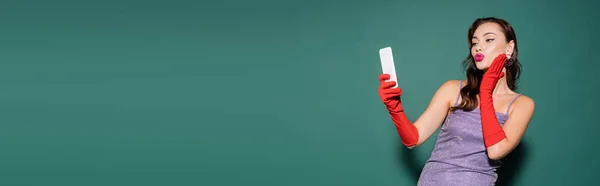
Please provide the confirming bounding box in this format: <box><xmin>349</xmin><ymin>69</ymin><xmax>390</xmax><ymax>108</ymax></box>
<box><xmin>470</xmin><ymin>22</ymin><xmax>514</xmax><ymax>70</ymax></box>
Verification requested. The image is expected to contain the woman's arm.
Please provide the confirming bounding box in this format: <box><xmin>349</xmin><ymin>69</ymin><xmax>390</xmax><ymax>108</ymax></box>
<box><xmin>410</xmin><ymin>80</ymin><xmax>461</xmax><ymax>148</ymax></box>
<box><xmin>485</xmin><ymin>96</ymin><xmax>535</xmax><ymax>160</ymax></box>
<box><xmin>379</xmin><ymin>74</ymin><xmax>459</xmax><ymax>149</ymax></box>
<box><xmin>478</xmin><ymin>54</ymin><xmax>536</xmax><ymax>160</ymax></box>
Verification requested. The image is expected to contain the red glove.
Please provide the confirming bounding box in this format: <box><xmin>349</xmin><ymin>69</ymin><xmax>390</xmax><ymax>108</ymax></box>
<box><xmin>479</xmin><ymin>54</ymin><xmax>508</xmax><ymax>148</ymax></box>
<box><xmin>378</xmin><ymin>74</ymin><xmax>419</xmax><ymax>147</ymax></box>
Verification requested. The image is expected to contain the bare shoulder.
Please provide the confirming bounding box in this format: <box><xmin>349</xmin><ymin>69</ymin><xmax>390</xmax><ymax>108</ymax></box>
<box><xmin>439</xmin><ymin>79</ymin><xmax>464</xmax><ymax>90</ymax></box>
<box><xmin>438</xmin><ymin>79</ymin><xmax>464</xmax><ymax>96</ymax></box>
<box><xmin>515</xmin><ymin>94</ymin><xmax>535</xmax><ymax>108</ymax></box>
<box><xmin>510</xmin><ymin>94</ymin><xmax>536</xmax><ymax>116</ymax></box>
<box><xmin>434</xmin><ymin>80</ymin><xmax>464</xmax><ymax>106</ymax></box>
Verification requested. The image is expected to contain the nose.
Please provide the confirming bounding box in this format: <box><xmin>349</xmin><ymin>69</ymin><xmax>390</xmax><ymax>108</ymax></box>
<box><xmin>475</xmin><ymin>45</ymin><xmax>482</xmax><ymax>52</ymax></box>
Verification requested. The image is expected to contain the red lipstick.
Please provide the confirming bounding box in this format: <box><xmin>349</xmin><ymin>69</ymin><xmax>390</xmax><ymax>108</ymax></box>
<box><xmin>474</xmin><ymin>53</ymin><xmax>485</xmax><ymax>62</ymax></box>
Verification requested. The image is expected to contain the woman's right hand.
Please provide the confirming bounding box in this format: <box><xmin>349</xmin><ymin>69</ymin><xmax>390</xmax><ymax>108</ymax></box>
<box><xmin>378</xmin><ymin>73</ymin><xmax>419</xmax><ymax>147</ymax></box>
<box><xmin>378</xmin><ymin>74</ymin><xmax>403</xmax><ymax>113</ymax></box>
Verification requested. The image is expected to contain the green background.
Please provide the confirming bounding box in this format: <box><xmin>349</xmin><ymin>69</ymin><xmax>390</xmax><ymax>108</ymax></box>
<box><xmin>1</xmin><ymin>0</ymin><xmax>598</xmax><ymax>185</ymax></box>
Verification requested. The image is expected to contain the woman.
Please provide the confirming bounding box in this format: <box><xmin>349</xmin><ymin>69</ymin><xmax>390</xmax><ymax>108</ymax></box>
<box><xmin>378</xmin><ymin>17</ymin><xmax>535</xmax><ymax>185</ymax></box>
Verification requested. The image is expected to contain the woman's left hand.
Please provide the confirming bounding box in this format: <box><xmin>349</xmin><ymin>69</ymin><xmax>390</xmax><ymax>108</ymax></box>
<box><xmin>479</xmin><ymin>53</ymin><xmax>509</xmax><ymax>148</ymax></box>
<box><xmin>480</xmin><ymin>53</ymin><xmax>508</xmax><ymax>94</ymax></box>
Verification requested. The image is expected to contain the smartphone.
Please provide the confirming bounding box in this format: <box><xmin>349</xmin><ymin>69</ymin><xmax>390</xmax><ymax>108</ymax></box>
<box><xmin>379</xmin><ymin>47</ymin><xmax>398</xmax><ymax>88</ymax></box>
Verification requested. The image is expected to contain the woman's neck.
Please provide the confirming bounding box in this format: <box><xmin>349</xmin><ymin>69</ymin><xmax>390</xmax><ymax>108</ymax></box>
<box><xmin>492</xmin><ymin>69</ymin><xmax>511</xmax><ymax>96</ymax></box>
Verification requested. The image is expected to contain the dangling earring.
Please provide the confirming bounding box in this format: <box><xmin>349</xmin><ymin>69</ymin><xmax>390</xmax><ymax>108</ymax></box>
<box><xmin>506</xmin><ymin>53</ymin><xmax>512</xmax><ymax>67</ymax></box>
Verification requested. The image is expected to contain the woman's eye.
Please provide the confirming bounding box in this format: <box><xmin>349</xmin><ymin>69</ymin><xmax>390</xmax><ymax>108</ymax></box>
<box><xmin>486</xmin><ymin>39</ymin><xmax>495</xmax><ymax>42</ymax></box>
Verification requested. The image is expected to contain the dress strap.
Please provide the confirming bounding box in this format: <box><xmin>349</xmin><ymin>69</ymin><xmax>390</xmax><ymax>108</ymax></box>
<box><xmin>505</xmin><ymin>94</ymin><xmax>522</xmax><ymax>115</ymax></box>
<box><xmin>454</xmin><ymin>80</ymin><xmax>463</xmax><ymax>106</ymax></box>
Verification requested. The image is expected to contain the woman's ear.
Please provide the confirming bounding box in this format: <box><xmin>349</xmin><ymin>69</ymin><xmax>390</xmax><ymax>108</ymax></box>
<box><xmin>506</xmin><ymin>40</ymin><xmax>515</xmax><ymax>55</ymax></box>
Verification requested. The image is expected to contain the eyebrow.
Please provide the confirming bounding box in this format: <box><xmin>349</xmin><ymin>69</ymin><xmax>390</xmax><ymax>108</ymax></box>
<box><xmin>472</xmin><ymin>32</ymin><xmax>497</xmax><ymax>39</ymax></box>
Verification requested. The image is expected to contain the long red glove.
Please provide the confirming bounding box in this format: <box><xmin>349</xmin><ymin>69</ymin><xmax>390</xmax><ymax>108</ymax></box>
<box><xmin>378</xmin><ymin>74</ymin><xmax>419</xmax><ymax>147</ymax></box>
<box><xmin>479</xmin><ymin>54</ymin><xmax>508</xmax><ymax>148</ymax></box>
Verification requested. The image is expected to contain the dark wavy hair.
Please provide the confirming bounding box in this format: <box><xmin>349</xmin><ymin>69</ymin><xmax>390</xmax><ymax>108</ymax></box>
<box><xmin>452</xmin><ymin>17</ymin><xmax>522</xmax><ymax>111</ymax></box>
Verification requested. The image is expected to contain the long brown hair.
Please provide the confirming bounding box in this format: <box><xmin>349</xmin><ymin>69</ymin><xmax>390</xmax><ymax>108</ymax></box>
<box><xmin>452</xmin><ymin>17</ymin><xmax>522</xmax><ymax>111</ymax></box>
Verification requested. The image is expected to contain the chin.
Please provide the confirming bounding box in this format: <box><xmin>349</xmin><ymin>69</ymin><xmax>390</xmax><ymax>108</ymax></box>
<box><xmin>475</xmin><ymin>63</ymin><xmax>487</xmax><ymax>70</ymax></box>
<box><xmin>475</xmin><ymin>60</ymin><xmax>492</xmax><ymax>70</ymax></box>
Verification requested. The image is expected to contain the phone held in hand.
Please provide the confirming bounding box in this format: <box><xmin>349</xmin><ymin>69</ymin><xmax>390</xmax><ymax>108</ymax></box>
<box><xmin>379</xmin><ymin>47</ymin><xmax>398</xmax><ymax>88</ymax></box>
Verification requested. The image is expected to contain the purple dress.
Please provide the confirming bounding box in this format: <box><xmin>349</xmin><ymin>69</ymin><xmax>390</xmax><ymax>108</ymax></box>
<box><xmin>417</xmin><ymin>81</ymin><xmax>521</xmax><ymax>186</ymax></box>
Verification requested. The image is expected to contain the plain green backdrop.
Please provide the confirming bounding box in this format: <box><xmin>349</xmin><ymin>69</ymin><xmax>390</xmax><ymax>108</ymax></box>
<box><xmin>0</xmin><ymin>0</ymin><xmax>598</xmax><ymax>185</ymax></box>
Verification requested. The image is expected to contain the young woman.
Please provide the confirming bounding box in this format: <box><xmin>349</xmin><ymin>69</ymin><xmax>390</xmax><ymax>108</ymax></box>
<box><xmin>378</xmin><ymin>17</ymin><xmax>535</xmax><ymax>185</ymax></box>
